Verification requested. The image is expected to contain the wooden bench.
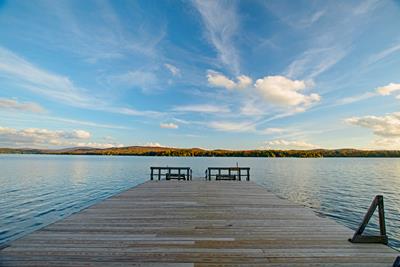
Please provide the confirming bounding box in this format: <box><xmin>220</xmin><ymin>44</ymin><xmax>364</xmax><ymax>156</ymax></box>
<box><xmin>166</xmin><ymin>173</ymin><xmax>187</xmax><ymax>180</ymax></box>
<box><xmin>150</xmin><ymin>167</ymin><xmax>192</xmax><ymax>181</ymax></box>
<box><xmin>215</xmin><ymin>174</ymin><xmax>237</xmax><ymax>180</ymax></box>
<box><xmin>206</xmin><ymin>167</ymin><xmax>250</xmax><ymax>181</ymax></box>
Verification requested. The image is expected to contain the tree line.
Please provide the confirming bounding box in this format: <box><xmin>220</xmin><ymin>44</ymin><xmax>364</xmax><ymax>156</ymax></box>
<box><xmin>2</xmin><ymin>147</ymin><xmax>400</xmax><ymax>157</ymax></box>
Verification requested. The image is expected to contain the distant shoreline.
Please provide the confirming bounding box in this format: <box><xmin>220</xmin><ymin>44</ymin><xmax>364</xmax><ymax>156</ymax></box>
<box><xmin>1</xmin><ymin>146</ymin><xmax>400</xmax><ymax>157</ymax></box>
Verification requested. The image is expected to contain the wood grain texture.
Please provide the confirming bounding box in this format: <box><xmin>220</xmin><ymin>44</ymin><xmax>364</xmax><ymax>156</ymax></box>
<box><xmin>1</xmin><ymin>180</ymin><xmax>398</xmax><ymax>266</ymax></box>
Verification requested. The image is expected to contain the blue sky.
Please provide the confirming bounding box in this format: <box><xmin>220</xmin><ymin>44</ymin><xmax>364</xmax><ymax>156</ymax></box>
<box><xmin>0</xmin><ymin>0</ymin><xmax>400</xmax><ymax>150</ymax></box>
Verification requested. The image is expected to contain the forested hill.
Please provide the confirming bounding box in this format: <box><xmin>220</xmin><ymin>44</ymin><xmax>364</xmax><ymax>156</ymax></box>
<box><xmin>1</xmin><ymin>146</ymin><xmax>400</xmax><ymax>157</ymax></box>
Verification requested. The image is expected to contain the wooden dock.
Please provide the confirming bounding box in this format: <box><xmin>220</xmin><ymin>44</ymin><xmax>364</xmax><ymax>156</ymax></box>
<box><xmin>0</xmin><ymin>180</ymin><xmax>398</xmax><ymax>266</ymax></box>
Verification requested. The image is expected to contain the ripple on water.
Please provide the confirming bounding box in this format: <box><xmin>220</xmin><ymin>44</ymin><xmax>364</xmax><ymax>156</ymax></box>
<box><xmin>0</xmin><ymin>156</ymin><xmax>399</xmax><ymax>251</ymax></box>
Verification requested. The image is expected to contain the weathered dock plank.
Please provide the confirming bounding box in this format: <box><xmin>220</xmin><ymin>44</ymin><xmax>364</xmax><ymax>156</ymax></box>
<box><xmin>0</xmin><ymin>181</ymin><xmax>398</xmax><ymax>266</ymax></box>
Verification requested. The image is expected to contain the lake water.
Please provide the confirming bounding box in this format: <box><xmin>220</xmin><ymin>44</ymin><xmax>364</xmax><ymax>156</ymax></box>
<box><xmin>0</xmin><ymin>155</ymin><xmax>399</xmax><ymax>251</ymax></box>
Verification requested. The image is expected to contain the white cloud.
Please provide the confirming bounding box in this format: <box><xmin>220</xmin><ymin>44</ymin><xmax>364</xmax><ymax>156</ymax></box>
<box><xmin>346</xmin><ymin>112</ymin><xmax>400</xmax><ymax>150</ymax></box>
<box><xmin>236</xmin><ymin>75</ymin><xmax>253</xmax><ymax>89</ymax></box>
<box><xmin>207</xmin><ymin>71</ymin><xmax>235</xmax><ymax>89</ymax></box>
<box><xmin>164</xmin><ymin>63</ymin><xmax>180</xmax><ymax>77</ymax></box>
<box><xmin>346</xmin><ymin>113</ymin><xmax>400</xmax><ymax>138</ymax></box>
<box><xmin>207</xmin><ymin>71</ymin><xmax>252</xmax><ymax>90</ymax></box>
<box><xmin>0</xmin><ymin>98</ymin><xmax>46</xmax><ymax>113</ymax></box>
<box><xmin>68</xmin><ymin>130</ymin><xmax>91</xmax><ymax>139</ymax></box>
<box><xmin>206</xmin><ymin>72</ymin><xmax>319</xmax><ymax>113</ymax></box>
<box><xmin>371</xmin><ymin>138</ymin><xmax>400</xmax><ymax>150</ymax></box>
<box><xmin>208</xmin><ymin>121</ymin><xmax>255</xmax><ymax>133</ymax></box>
<box><xmin>263</xmin><ymin>139</ymin><xmax>319</xmax><ymax>150</ymax></box>
<box><xmin>193</xmin><ymin>0</ymin><xmax>240</xmax><ymax>74</ymax></box>
<box><xmin>173</xmin><ymin>104</ymin><xmax>230</xmax><ymax>113</ymax></box>
<box><xmin>144</xmin><ymin>142</ymin><xmax>163</xmax><ymax>147</ymax></box>
<box><xmin>0</xmin><ymin>126</ymin><xmax>123</xmax><ymax>148</ymax></box>
<box><xmin>254</xmin><ymin>75</ymin><xmax>320</xmax><ymax>107</ymax></box>
<box><xmin>73</xmin><ymin>142</ymin><xmax>123</xmax><ymax>149</ymax></box>
<box><xmin>160</xmin><ymin>122</ymin><xmax>178</xmax><ymax>129</ymax></box>
<box><xmin>376</xmin><ymin>83</ymin><xmax>400</xmax><ymax>96</ymax></box>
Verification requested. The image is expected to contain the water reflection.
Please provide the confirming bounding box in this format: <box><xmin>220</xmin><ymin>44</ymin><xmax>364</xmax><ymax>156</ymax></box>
<box><xmin>0</xmin><ymin>155</ymin><xmax>399</xmax><ymax>251</ymax></box>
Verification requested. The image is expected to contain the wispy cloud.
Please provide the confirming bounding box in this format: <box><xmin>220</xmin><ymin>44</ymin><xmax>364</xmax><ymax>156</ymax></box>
<box><xmin>160</xmin><ymin>122</ymin><xmax>178</xmax><ymax>129</ymax></box>
<box><xmin>209</xmin><ymin>121</ymin><xmax>255</xmax><ymax>133</ymax></box>
<box><xmin>0</xmin><ymin>111</ymin><xmax>130</xmax><ymax>131</ymax></box>
<box><xmin>304</xmin><ymin>10</ymin><xmax>325</xmax><ymax>26</ymax></box>
<box><xmin>164</xmin><ymin>63</ymin><xmax>181</xmax><ymax>77</ymax></box>
<box><xmin>366</xmin><ymin>43</ymin><xmax>400</xmax><ymax>66</ymax></box>
<box><xmin>335</xmin><ymin>82</ymin><xmax>400</xmax><ymax>106</ymax></box>
<box><xmin>207</xmin><ymin>121</ymin><xmax>286</xmax><ymax>136</ymax></box>
<box><xmin>192</xmin><ymin>0</ymin><xmax>240</xmax><ymax>74</ymax></box>
<box><xmin>173</xmin><ymin>104</ymin><xmax>230</xmax><ymax>113</ymax></box>
<box><xmin>107</xmin><ymin>70</ymin><xmax>158</xmax><ymax>92</ymax></box>
<box><xmin>0</xmin><ymin>98</ymin><xmax>46</xmax><ymax>113</ymax></box>
<box><xmin>286</xmin><ymin>47</ymin><xmax>347</xmax><ymax>79</ymax></box>
<box><xmin>43</xmin><ymin>116</ymin><xmax>130</xmax><ymax>130</ymax></box>
<box><xmin>32</xmin><ymin>1</ymin><xmax>165</xmax><ymax>62</ymax></box>
<box><xmin>0</xmin><ymin>46</ymin><xmax>162</xmax><ymax>117</ymax></box>
<box><xmin>240</xmin><ymin>101</ymin><xmax>265</xmax><ymax>116</ymax></box>
<box><xmin>0</xmin><ymin>46</ymin><xmax>99</xmax><ymax>108</ymax></box>
<box><xmin>336</xmin><ymin>92</ymin><xmax>377</xmax><ymax>105</ymax></box>
<box><xmin>264</xmin><ymin>3</ymin><xmax>326</xmax><ymax>29</ymax></box>
<box><xmin>0</xmin><ymin>126</ymin><xmax>123</xmax><ymax>148</ymax></box>
<box><xmin>279</xmin><ymin>1</ymin><xmax>380</xmax><ymax>80</ymax></box>
<box><xmin>263</xmin><ymin>139</ymin><xmax>319</xmax><ymax>150</ymax></box>
<box><xmin>260</xmin><ymin>128</ymin><xmax>285</xmax><ymax>135</ymax></box>
<box><xmin>353</xmin><ymin>0</ymin><xmax>380</xmax><ymax>15</ymax></box>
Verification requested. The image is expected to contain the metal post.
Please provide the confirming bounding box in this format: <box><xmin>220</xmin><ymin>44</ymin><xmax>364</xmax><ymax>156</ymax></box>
<box><xmin>377</xmin><ymin>195</ymin><xmax>387</xmax><ymax>237</ymax></box>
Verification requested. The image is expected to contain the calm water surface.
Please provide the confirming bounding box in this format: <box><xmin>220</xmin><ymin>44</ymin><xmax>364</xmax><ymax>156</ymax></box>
<box><xmin>0</xmin><ymin>155</ymin><xmax>399</xmax><ymax>250</ymax></box>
